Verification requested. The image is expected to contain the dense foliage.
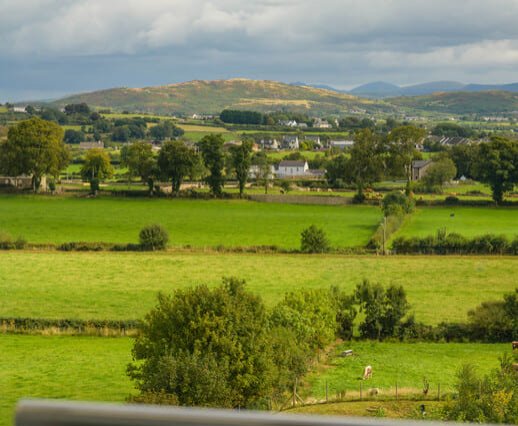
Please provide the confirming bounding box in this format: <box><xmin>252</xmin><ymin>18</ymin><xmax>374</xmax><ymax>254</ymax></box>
<box><xmin>138</xmin><ymin>224</ymin><xmax>169</xmax><ymax>251</ymax></box>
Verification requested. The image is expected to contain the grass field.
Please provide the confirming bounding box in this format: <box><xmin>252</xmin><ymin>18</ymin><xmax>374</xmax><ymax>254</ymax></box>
<box><xmin>0</xmin><ymin>336</ymin><xmax>508</xmax><ymax>426</ymax></box>
<box><xmin>0</xmin><ymin>252</ymin><xmax>516</xmax><ymax>323</ymax></box>
<box><xmin>396</xmin><ymin>207</ymin><xmax>518</xmax><ymax>239</ymax></box>
<box><xmin>0</xmin><ymin>335</ymin><xmax>133</xmax><ymax>426</ymax></box>
<box><xmin>0</xmin><ymin>196</ymin><xmax>380</xmax><ymax>247</ymax></box>
<box><xmin>306</xmin><ymin>342</ymin><xmax>508</xmax><ymax>398</ymax></box>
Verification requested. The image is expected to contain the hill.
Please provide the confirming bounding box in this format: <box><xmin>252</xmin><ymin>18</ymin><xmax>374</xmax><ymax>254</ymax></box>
<box><xmin>388</xmin><ymin>90</ymin><xmax>518</xmax><ymax>114</ymax></box>
<box><xmin>349</xmin><ymin>81</ymin><xmax>401</xmax><ymax>98</ymax></box>
<box><xmin>49</xmin><ymin>79</ymin><xmax>393</xmax><ymax>116</ymax></box>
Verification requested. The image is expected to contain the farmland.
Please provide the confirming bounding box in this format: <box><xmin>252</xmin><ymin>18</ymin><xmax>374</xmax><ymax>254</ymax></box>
<box><xmin>0</xmin><ymin>196</ymin><xmax>381</xmax><ymax>247</ymax></box>
<box><xmin>396</xmin><ymin>207</ymin><xmax>518</xmax><ymax>239</ymax></box>
<box><xmin>1</xmin><ymin>251</ymin><xmax>516</xmax><ymax>324</ymax></box>
<box><xmin>0</xmin><ymin>335</ymin><xmax>133</xmax><ymax>426</ymax></box>
<box><xmin>306</xmin><ymin>342</ymin><xmax>508</xmax><ymax>397</ymax></box>
<box><xmin>0</xmin><ymin>335</ymin><xmax>510</xmax><ymax>426</ymax></box>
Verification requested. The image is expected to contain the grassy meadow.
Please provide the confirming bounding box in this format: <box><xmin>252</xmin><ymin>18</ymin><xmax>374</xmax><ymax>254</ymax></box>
<box><xmin>306</xmin><ymin>342</ymin><xmax>508</xmax><ymax>398</ymax></box>
<box><xmin>0</xmin><ymin>196</ymin><xmax>380</xmax><ymax>248</ymax></box>
<box><xmin>396</xmin><ymin>206</ymin><xmax>518</xmax><ymax>240</ymax></box>
<box><xmin>0</xmin><ymin>335</ymin><xmax>133</xmax><ymax>426</ymax></box>
<box><xmin>1</xmin><ymin>251</ymin><xmax>516</xmax><ymax>324</ymax></box>
<box><xmin>0</xmin><ymin>335</ymin><xmax>508</xmax><ymax>426</ymax></box>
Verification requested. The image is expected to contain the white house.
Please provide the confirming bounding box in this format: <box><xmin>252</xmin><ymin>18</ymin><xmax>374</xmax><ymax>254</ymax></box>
<box><xmin>279</xmin><ymin>120</ymin><xmax>297</xmax><ymax>127</ymax></box>
<box><xmin>305</xmin><ymin>135</ymin><xmax>321</xmax><ymax>147</ymax></box>
<box><xmin>313</xmin><ymin>118</ymin><xmax>332</xmax><ymax>129</ymax></box>
<box><xmin>276</xmin><ymin>160</ymin><xmax>309</xmax><ymax>178</ymax></box>
<box><xmin>330</xmin><ymin>140</ymin><xmax>354</xmax><ymax>150</ymax></box>
<box><xmin>260</xmin><ymin>138</ymin><xmax>280</xmax><ymax>150</ymax></box>
<box><xmin>282</xmin><ymin>135</ymin><xmax>299</xmax><ymax>150</ymax></box>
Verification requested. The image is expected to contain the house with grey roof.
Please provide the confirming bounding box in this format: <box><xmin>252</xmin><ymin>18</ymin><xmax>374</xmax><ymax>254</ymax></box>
<box><xmin>411</xmin><ymin>160</ymin><xmax>433</xmax><ymax>180</ymax></box>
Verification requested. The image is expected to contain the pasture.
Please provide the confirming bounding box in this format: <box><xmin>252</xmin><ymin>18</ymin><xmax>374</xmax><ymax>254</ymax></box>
<box><xmin>0</xmin><ymin>335</ymin><xmax>133</xmax><ymax>426</ymax></box>
<box><xmin>0</xmin><ymin>252</ymin><xmax>516</xmax><ymax>324</ymax></box>
<box><xmin>0</xmin><ymin>196</ymin><xmax>380</xmax><ymax>247</ymax></box>
<box><xmin>0</xmin><ymin>336</ymin><xmax>508</xmax><ymax>426</ymax></box>
<box><xmin>396</xmin><ymin>207</ymin><xmax>518</xmax><ymax>239</ymax></box>
<box><xmin>306</xmin><ymin>342</ymin><xmax>508</xmax><ymax>398</ymax></box>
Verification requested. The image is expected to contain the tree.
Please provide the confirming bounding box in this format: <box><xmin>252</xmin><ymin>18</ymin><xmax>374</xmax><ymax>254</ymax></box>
<box><xmin>157</xmin><ymin>141</ymin><xmax>198</xmax><ymax>195</ymax></box>
<box><xmin>148</xmin><ymin>121</ymin><xmax>184</xmax><ymax>140</ymax></box>
<box><xmin>325</xmin><ymin>154</ymin><xmax>349</xmax><ymax>188</ymax></box>
<box><xmin>421</xmin><ymin>157</ymin><xmax>457</xmax><ymax>191</ymax></box>
<box><xmin>444</xmin><ymin>356</ymin><xmax>518</xmax><ymax>423</ymax></box>
<box><xmin>252</xmin><ymin>151</ymin><xmax>272</xmax><ymax>194</ymax></box>
<box><xmin>63</xmin><ymin>129</ymin><xmax>85</xmax><ymax>144</ymax></box>
<box><xmin>386</xmin><ymin>125</ymin><xmax>426</xmax><ymax>187</ymax></box>
<box><xmin>1</xmin><ymin>117</ymin><xmax>69</xmax><ymax>191</ymax></box>
<box><xmin>300</xmin><ymin>225</ymin><xmax>330</xmax><ymax>253</ymax></box>
<box><xmin>127</xmin><ymin>278</ymin><xmax>275</xmax><ymax>408</ymax></box>
<box><xmin>348</xmin><ymin>128</ymin><xmax>384</xmax><ymax>201</ymax></box>
<box><xmin>473</xmin><ymin>137</ymin><xmax>518</xmax><ymax>204</ymax></box>
<box><xmin>354</xmin><ymin>280</ymin><xmax>410</xmax><ymax>340</ymax></box>
<box><xmin>199</xmin><ymin>134</ymin><xmax>226</xmax><ymax>196</ymax></box>
<box><xmin>80</xmin><ymin>148</ymin><xmax>113</xmax><ymax>184</ymax></box>
<box><xmin>121</xmin><ymin>142</ymin><xmax>155</xmax><ymax>183</ymax></box>
<box><xmin>230</xmin><ymin>141</ymin><xmax>252</xmax><ymax>197</ymax></box>
<box><xmin>449</xmin><ymin>144</ymin><xmax>479</xmax><ymax>179</ymax></box>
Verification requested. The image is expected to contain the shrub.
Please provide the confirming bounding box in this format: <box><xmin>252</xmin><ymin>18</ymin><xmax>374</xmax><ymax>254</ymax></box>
<box><xmin>445</xmin><ymin>195</ymin><xmax>460</xmax><ymax>205</ymax></box>
<box><xmin>382</xmin><ymin>191</ymin><xmax>415</xmax><ymax>216</ymax></box>
<box><xmin>0</xmin><ymin>232</ymin><xmax>27</xmax><ymax>250</ymax></box>
<box><xmin>300</xmin><ymin>225</ymin><xmax>330</xmax><ymax>253</ymax></box>
<box><xmin>139</xmin><ymin>224</ymin><xmax>169</xmax><ymax>251</ymax></box>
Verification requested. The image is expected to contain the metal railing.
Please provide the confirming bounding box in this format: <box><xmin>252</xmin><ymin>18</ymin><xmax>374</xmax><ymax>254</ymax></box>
<box><xmin>16</xmin><ymin>399</ymin><xmax>449</xmax><ymax>426</ymax></box>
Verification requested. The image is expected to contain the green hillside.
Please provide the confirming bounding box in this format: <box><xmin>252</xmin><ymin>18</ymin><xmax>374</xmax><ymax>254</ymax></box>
<box><xmin>389</xmin><ymin>90</ymin><xmax>518</xmax><ymax>114</ymax></box>
<box><xmin>49</xmin><ymin>78</ymin><xmax>394</xmax><ymax>116</ymax></box>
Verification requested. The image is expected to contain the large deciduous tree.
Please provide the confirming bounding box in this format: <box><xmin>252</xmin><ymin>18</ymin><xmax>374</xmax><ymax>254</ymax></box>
<box><xmin>348</xmin><ymin>128</ymin><xmax>384</xmax><ymax>201</ymax></box>
<box><xmin>473</xmin><ymin>137</ymin><xmax>518</xmax><ymax>204</ymax></box>
<box><xmin>386</xmin><ymin>125</ymin><xmax>426</xmax><ymax>188</ymax></box>
<box><xmin>199</xmin><ymin>134</ymin><xmax>226</xmax><ymax>196</ymax></box>
<box><xmin>1</xmin><ymin>117</ymin><xmax>69</xmax><ymax>191</ymax></box>
<box><xmin>80</xmin><ymin>148</ymin><xmax>114</xmax><ymax>182</ymax></box>
<box><xmin>121</xmin><ymin>141</ymin><xmax>155</xmax><ymax>183</ymax></box>
<box><xmin>127</xmin><ymin>278</ymin><xmax>275</xmax><ymax>408</ymax></box>
<box><xmin>157</xmin><ymin>140</ymin><xmax>198</xmax><ymax>195</ymax></box>
<box><xmin>230</xmin><ymin>141</ymin><xmax>252</xmax><ymax>197</ymax></box>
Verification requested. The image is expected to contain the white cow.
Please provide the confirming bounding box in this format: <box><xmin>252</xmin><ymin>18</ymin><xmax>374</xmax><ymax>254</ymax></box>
<box><xmin>363</xmin><ymin>365</ymin><xmax>373</xmax><ymax>380</ymax></box>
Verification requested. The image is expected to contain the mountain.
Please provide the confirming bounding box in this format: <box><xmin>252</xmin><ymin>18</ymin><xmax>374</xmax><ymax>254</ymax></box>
<box><xmin>49</xmin><ymin>78</ymin><xmax>393</xmax><ymax>116</ymax></box>
<box><xmin>389</xmin><ymin>90</ymin><xmax>518</xmax><ymax>114</ymax></box>
<box><xmin>289</xmin><ymin>82</ymin><xmax>343</xmax><ymax>92</ymax></box>
<box><xmin>463</xmin><ymin>83</ymin><xmax>518</xmax><ymax>92</ymax></box>
<box><xmin>349</xmin><ymin>82</ymin><xmax>401</xmax><ymax>98</ymax></box>
<box><xmin>400</xmin><ymin>81</ymin><xmax>465</xmax><ymax>96</ymax></box>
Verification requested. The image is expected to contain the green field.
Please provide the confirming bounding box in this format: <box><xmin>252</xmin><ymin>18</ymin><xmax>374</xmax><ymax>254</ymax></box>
<box><xmin>0</xmin><ymin>335</ymin><xmax>133</xmax><ymax>426</ymax></box>
<box><xmin>306</xmin><ymin>342</ymin><xmax>508</xmax><ymax>398</ymax></box>
<box><xmin>1</xmin><ymin>252</ymin><xmax>516</xmax><ymax>324</ymax></box>
<box><xmin>0</xmin><ymin>336</ymin><xmax>508</xmax><ymax>426</ymax></box>
<box><xmin>0</xmin><ymin>196</ymin><xmax>380</xmax><ymax>247</ymax></box>
<box><xmin>396</xmin><ymin>207</ymin><xmax>518</xmax><ymax>239</ymax></box>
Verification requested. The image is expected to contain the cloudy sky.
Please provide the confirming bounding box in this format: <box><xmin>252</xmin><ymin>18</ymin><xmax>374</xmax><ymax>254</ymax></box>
<box><xmin>2</xmin><ymin>0</ymin><xmax>518</xmax><ymax>101</ymax></box>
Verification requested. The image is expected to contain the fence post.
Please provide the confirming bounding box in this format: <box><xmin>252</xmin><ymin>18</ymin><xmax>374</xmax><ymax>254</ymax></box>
<box><xmin>396</xmin><ymin>382</ymin><xmax>398</xmax><ymax>401</ymax></box>
<box><xmin>438</xmin><ymin>383</ymin><xmax>441</xmax><ymax>401</ymax></box>
<box><xmin>325</xmin><ymin>380</ymin><xmax>328</xmax><ymax>402</ymax></box>
<box><xmin>360</xmin><ymin>382</ymin><xmax>362</xmax><ymax>401</ymax></box>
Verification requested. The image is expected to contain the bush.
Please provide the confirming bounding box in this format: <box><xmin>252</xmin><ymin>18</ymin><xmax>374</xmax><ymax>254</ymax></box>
<box><xmin>300</xmin><ymin>225</ymin><xmax>330</xmax><ymax>253</ymax></box>
<box><xmin>382</xmin><ymin>191</ymin><xmax>415</xmax><ymax>216</ymax></box>
<box><xmin>139</xmin><ymin>224</ymin><xmax>169</xmax><ymax>251</ymax></box>
<box><xmin>445</xmin><ymin>195</ymin><xmax>460</xmax><ymax>205</ymax></box>
<box><xmin>0</xmin><ymin>232</ymin><xmax>27</xmax><ymax>250</ymax></box>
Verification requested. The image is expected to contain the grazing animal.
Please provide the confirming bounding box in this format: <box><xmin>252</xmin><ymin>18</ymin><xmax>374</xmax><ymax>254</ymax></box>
<box><xmin>512</xmin><ymin>341</ymin><xmax>518</xmax><ymax>350</ymax></box>
<box><xmin>363</xmin><ymin>365</ymin><xmax>373</xmax><ymax>380</ymax></box>
<box><xmin>368</xmin><ymin>388</ymin><xmax>380</xmax><ymax>396</ymax></box>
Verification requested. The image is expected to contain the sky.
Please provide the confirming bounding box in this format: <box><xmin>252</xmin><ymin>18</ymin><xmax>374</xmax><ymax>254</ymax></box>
<box><xmin>2</xmin><ymin>0</ymin><xmax>518</xmax><ymax>102</ymax></box>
